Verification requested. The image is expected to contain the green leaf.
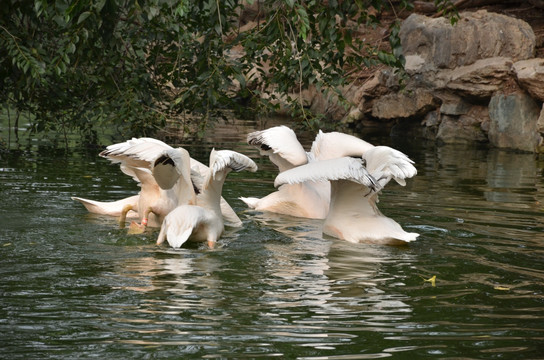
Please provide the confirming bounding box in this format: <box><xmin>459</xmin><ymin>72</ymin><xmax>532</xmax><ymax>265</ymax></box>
<box><xmin>234</xmin><ymin>73</ymin><xmax>246</xmax><ymax>89</ymax></box>
<box><xmin>67</xmin><ymin>43</ymin><xmax>76</xmax><ymax>54</ymax></box>
<box><xmin>77</xmin><ymin>11</ymin><xmax>92</xmax><ymax>24</ymax></box>
<box><xmin>94</xmin><ymin>0</ymin><xmax>106</xmax><ymax>12</ymax></box>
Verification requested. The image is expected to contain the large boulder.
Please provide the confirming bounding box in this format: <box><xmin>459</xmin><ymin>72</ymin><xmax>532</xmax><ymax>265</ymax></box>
<box><xmin>371</xmin><ymin>89</ymin><xmax>438</xmax><ymax>119</ymax></box>
<box><xmin>436</xmin><ymin>106</ymin><xmax>489</xmax><ymax>144</ymax></box>
<box><xmin>513</xmin><ymin>58</ymin><xmax>544</xmax><ymax>101</ymax></box>
<box><xmin>400</xmin><ymin>10</ymin><xmax>535</xmax><ymax>71</ymax></box>
<box><xmin>488</xmin><ymin>92</ymin><xmax>541</xmax><ymax>152</ymax></box>
<box><xmin>443</xmin><ymin>57</ymin><xmax>513</xmax><ymax>100</ymax></box>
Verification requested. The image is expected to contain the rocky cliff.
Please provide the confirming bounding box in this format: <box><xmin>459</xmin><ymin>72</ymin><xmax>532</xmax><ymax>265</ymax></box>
<box><xmin>307</xmin><ymin>10</ymin><xmax>544</xmax><ymax>153</ymax></box>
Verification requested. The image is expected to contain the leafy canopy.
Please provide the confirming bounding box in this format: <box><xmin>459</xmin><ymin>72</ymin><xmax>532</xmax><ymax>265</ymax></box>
<box><xmin>0</xmin><ymin>0</ymin><xmax>456</xmax><ymax>144</ymax></box>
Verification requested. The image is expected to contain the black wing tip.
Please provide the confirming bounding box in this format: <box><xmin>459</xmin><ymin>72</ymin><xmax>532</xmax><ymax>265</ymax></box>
<box><xmin>248</xmin><ymin>134</ymin><xmax>271</xmax><ymax>151</ymax></box>
<box><xmin>154</xmin><ymin>155</ymin><xmax>176</xmax><ymax>168</ymax></box>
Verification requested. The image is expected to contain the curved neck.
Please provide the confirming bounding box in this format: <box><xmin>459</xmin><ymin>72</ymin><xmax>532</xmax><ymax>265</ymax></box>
<box><xmin>199</xmin><ymin>176</ymin><xmax>225</xmax><ymax>215</ymax></box>
<box><xmin>174</xmin><ymin>149</ymin><xmax>197</xmax><ymax>205</ymax></box>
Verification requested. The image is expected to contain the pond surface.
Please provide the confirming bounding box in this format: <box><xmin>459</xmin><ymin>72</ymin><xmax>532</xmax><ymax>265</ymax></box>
<box><xmin>1</xmin><ymin>120</ymin><xmax>543</xmax><ymax>359</ymax></box>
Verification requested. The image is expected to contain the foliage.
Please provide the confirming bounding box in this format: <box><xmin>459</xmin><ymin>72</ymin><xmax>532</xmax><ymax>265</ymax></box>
<box><xmin>434</xmin><ymin>0</ymin><xmax>459</xmax><ymax>25</ymax></box>
<box><xmin>0</xmin><ymin>0</ymin><xmax>457</xmax><ymax>145</ymax></box>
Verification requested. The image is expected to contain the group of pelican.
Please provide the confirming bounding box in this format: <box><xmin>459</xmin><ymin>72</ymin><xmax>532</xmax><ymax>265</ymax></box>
<box><xmin>72</xmin><ymin>125</ymin><xmax>419</xmax><ymax>248</ymax></box>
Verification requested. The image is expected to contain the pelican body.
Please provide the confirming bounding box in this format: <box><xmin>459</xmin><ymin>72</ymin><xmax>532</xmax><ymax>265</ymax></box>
<box><xmin>157</xmin><ymin>149</ymin><xmax>258</xmax><ymax>249</ymax></box>
<box><xmin>275</xmin><ymin>149</ymin><xmax>419</xmax><ymax>245</ymax></box>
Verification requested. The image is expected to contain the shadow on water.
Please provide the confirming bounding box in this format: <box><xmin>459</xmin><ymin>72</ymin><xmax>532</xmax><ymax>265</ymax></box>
<box><xmin>0</xmin><ymin>119</ymin><xmax>543</xmax><ymax>359</ymax></box>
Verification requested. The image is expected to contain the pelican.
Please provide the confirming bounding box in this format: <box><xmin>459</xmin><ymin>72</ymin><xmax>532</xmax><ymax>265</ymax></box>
<box><xmin>157</xmin><ymin>149</ymin><xmax>258</xmax><ymax>249</ymax></box>
<box><xmin>240</xmin><ymin>125</ymin><xmax>330</xmax><ymax>219</ymax></box>
<box><xmin>275</xmin><ymin>146</ymin><xmax>419</xmax><ymax>245</ymax></box>
<box><xmin>240</xmin><ymin>126</ymin><xmax>379</xmax><ymax>219</ymax></box>
<box><xmin>99</xmin><ymin>138</ymin><xmax>196</xmax><ymax>231</ymax></box>
<box><xmin>73</xmin><ymin>138</ymin><xmax>243</xmax><ymax>230</ymax></box>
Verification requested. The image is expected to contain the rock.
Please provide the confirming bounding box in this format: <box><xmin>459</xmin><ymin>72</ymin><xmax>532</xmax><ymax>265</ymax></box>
<box><xmin>421</xmin><ymin>110</ymin><xmax>440</xmax><ymax>140</ymax></box>
<box><xmin>488</xmin><ymin>92</ymin><xmax>541</xmax><ymax>152</ymax></box>
<box><xmin>528</xmin><ymin>0</ymin><xmax>544</xmax><ymax>9</ymax></box>
<box><xmin>438</xmin><ymin>93</ymin><xmax>471</xmax><ymax>115</ymax></box>
<box><xmin>342</xmin><ymin>107</ymin><xmax>363</xmax><ymax>125</ymax></box>
<box><xmin>513</xmin><ymin>58</ymin><xmax>544</xmax><ymax>101</ymax></box>
<box><xmin>436</xmin><ymin>106</ymin><xmax>489</xmax><ymax>144</ymax></box>
<box><xmin>400</xmin><ymin>10</ymin><xmax>535</xmax><ymax>70</ymax></box>
<box><xmin>359</xmin><ymin>73</ymin><xmax>389</xmax><ymax>100</ymax></box>
<box><xmin>422</xmin><ymin>109</ymin><xmax>441</xmax><ymax>127</ymax></box>
<box><xmin>538</xmin><ymin>105</ymin><xmax>544</xmax><ymax>133</ymax></box>
<box><xmin>444</xmin><ymin>57</ymin><xmax>513</xmax><ymax>99</ymax></box>
<box><xmin>371</xmin><ymin>89</ymin><xmax>437</xmax><ymax>119</ymax></box>
<box><xmin>537</xmin><ymin>105</ymin><xmax>544</xmax><ymax>152</ymax></box>
<box><xmin>404</xmin><ymin>55</ymin><xmax>426</xmax><ymax>73</ymax></box>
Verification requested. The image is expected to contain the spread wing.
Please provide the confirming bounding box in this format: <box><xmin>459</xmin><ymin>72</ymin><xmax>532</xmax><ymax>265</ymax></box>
<box><xmin>310</xmin><ymin>130</ymin><xmax>375</xmax><ymax>160</ymax></box>
<box><xmin>275</xmin><ymin>157</ymin><xmax>379</xmax><ymax>192</ymax></box>
<box><xmin>99</xmin><ymin>137</ymin><xmax>173</xmax><ymax>169</ymax></box>
<box><xmin>363</xmin><ymin>146</ymin><xmax>417</xmax><ymax>187</ymax></box>
<box><xmin>247</xmin><ymin>125</ymin><xmax>308</xmax><ymax>172</ymax></box>
<box><xmin>205</xmin><ymin>149</ymin><xmax>258</xmax><ymax>188</ymax></box>
<box><xmin>100</xmin><ymin>138</ymin><xmax>194</xmax><ymax>195</ymax></box>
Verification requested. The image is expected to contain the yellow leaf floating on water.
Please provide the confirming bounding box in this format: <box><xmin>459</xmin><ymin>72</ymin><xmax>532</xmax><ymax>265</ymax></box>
<box><xmin>420</xmin><ymin>275</ymin><xmax>436</xmax><ymax>287</ymax></box>
<box><xmin>3</xmin><ymin>243</ymin><xmax>12</xmax><ymax>247</ymax></box>
<box><xmin>494</xmin><ymin>286</ymin><xmax>510</xmax><ymax>291</ymax></box>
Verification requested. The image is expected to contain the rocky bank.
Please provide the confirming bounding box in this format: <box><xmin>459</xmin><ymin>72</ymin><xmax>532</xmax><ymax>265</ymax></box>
<box><xmin>303</xmin><ymin>9</ymin><xmax>544</xmax><ymax>153</ymax></box>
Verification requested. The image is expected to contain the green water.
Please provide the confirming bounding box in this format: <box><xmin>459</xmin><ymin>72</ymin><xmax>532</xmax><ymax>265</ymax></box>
<box><xmin>1</xmin><ymin>122</ymin><xmax>543</xmax><ymax>359</ymax></box>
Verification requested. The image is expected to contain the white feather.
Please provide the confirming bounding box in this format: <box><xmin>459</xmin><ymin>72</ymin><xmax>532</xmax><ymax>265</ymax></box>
<box><xmin>205</xmin><ymin>149</ymin><xmax>258</xmax><ymax>189</ymax></box>
<box><xmin>161</xmin><ymin>206</ymin><xmax>207</xmax><ymax>248</ymax></box>
<box><xmin>363</xmin><ymin>146</ymin><xmax>417</xmax><ymax>187</ymax></box>
<box><xmin>247</xmin><ymin>126</ymin><xmax>308</xmax><ymax>172</ymax></box>
<box><xmin>99</xmin><ymin>137</ymin><xmax>173</xmax><ymax>169</ymax></box>
<box><xmin>275</xmin><ymin>157</ymin><xmax>379</xmax><ymax>191</ymax></box>
<box><xmin>310</xmin><ymin>130</ymin><xmax>375</xmax><ymax>160</ymax></box>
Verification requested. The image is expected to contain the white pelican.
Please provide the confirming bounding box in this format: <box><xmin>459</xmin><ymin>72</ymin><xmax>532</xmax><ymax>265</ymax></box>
<box><xmin>275</xmin><ymin>147</ymin><xmax>419</xmax><ymax>245</ymax></box>
<box><xmin>99</xmin><ymin>138</ymin><xmax>196</xmax><ymax>231</ymax></box>
<box><xmin>73</xmin><ymin>138</ymin><xmax>243</xmax><ymax>230</ymax></box>
<box><xmin>240</xmin><ymin>126</ymin><xmax>379</xmax><ymax>219</ymax></box>
<box><xmin>240</xmin><ymin>125</ymin><xmax>330</xmax><ymax>219</ymax></box>
<box><xmin>157</xmin><ymin>149</ymin><xmax>258</xmax><ymax>249</ymax></box>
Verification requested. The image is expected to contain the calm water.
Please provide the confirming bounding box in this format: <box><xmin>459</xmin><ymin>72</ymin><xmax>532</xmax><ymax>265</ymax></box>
<box><xmin>1</xmin><ymin>120</ymin><xmax>543</xmax><ymax>359</ymax></box>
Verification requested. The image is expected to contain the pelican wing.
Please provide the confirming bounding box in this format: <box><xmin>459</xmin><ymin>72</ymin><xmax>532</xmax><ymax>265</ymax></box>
<box><xmin>210</xmin><ymin>149</ymin><xmax>258</xmax><ymax>178</ymax></box>
<box><xmin>99</xmin><ymin>137</ymin><xmax>173</xmax><ymax>169</ymax></box>
<box><xmin>190</xmin><ymin>156</ymin><xmax>243</xmax><ymax>227</ymax></box>
<box><xmin>203</xmin><ymin>149</ymin><xmax>258</xmax><ymax>189</ymax></box>
<box><xmin>363</xmin><ymin>146</ymin><xmax>417</xmax><ymax>187</ymax></box>
<box><xmin>247</xmin><ymin>126</ymin><xmax>308</xmax><ymax>172</ymax></box>
<box><xmin>275</xmin><ymin>157</ymin><xmax>379</xmax><ymax>192</ymax></box>
<box><xmin>310</xmin><ymin>130</ymin><xmax>375</xmax><ymax>160</ymax></box>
